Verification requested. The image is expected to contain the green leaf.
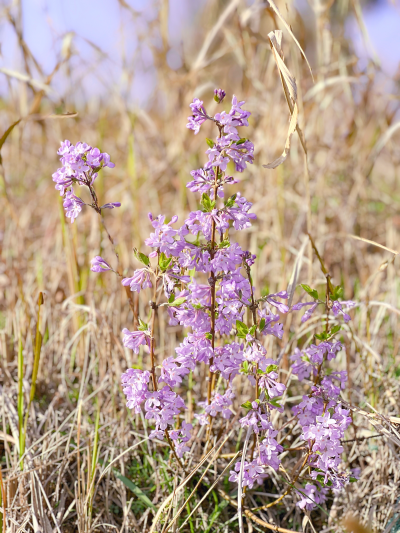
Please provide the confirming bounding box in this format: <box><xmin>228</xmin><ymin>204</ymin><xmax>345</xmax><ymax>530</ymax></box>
<box><xmin>236</xmin><ymin>138</ymin><xmax>247</xmax><ymax>145</ymax></box>
<box><xmin>259</xmin><ymin>318</ymin><xmax>266</xmax><ymax>331</ymax></box>
<box><xmin>267</xmin><ymin>397</ymin><xmax>282</xmax><ymax>408</ymax></box>
<box><xmin>201</xmin><ymin>193</ymin><xmax>215</xmax><ymax>212</ymax></box>
<box><xmin>205</xmin><ymin>332</ymin><xmax>213</xmax><ymax>340</ymax></box>
<box><xmin>219</xmin><ymin>240</ymin><xmax>230</xmax><ymax>248</ymax></box>
<box><xmin>113</xmin><ymin>470</ymin><xmax>157</xmax><ymax>511</ymax></box>
<box><xmin>133</xmin><ymin>249</ymin><xmax>150</xmax><ymax>266</ymax></box>
<box><xmin>168</xmin><ymin>297</ymin><xmax>187</xmax><ymax>307</ymax></box>
<box><xmin>158</xmin><ymin>252</ymin><xmax>172</xmax><ymax>271</ymax></box>
<box><xmin>168</xmin><ymin>293</ymin><xmax>175</xmax><ymax>304</ymax></box>
<box><xmin>241</xmin><ymin>361</ymin><xmax>249</xmax><ymax>373</ymax></box>
<box><xmin>265</xmin><ymin>364</ymin><xmax>278</xmax><ymax>374</ymax></box>
<box><xmin>332</xmin><ymin>285</ymin><xmax>343</xmax><ymax>300</ymax></box>
<box><xmin>0</xmin><ymin>118</ymin><xmax>22</xmax><ymax>165</ymax></box>
<box><xmin>300</xmin><ymin>283</ymin><xmax>318</xmax><ymax>300</ymax></box>
<box><xmin>249</xmin><ymin>325</ymin><xmax>257</xmax><ymax>336</ymax></box>
<box><xmin>349</xmin><ymin>477</ymin><xmax>358</xmax><ymax>483</ymax></box>
<box><xmin>224</xmin><ymin>193</ymin><xmax>237</xmax><ymax>208</ymax></box>
<box><xmin>330</xmin><ymin>324</ymin><xmax>341</xmax><ymax>335</ymax></box>
<box><xmin>315</xmin><ymin>331</ymin><xmax>329</xmax><ymax>341</ymax></box>
<box><xmin>236</xmin><ymin>320</ymin><xmax>248</xmax><ymax>338</ymax></box>
<box><xmin>206</xmin><ymin>138</ymin><xmax>215</xmax><ymax>148</ymax></box>
<box><xmin>241</xmin><ymin>400</ymin><xmax>253</xmax><ymax>409</ymax></box>
<box><xmin>138</xmin><ymin>318</ymin><xmax>148</xmax><ymax>331</ymax></box>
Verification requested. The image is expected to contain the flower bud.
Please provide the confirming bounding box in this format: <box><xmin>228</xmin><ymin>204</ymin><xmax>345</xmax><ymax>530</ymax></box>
<box><xmin>213</xmin><ymin>88</ymin><xmax>226</xmax><ymax>103</ymax></box>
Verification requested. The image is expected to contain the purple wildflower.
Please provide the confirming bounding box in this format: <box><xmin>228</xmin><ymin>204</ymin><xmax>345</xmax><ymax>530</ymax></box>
<box><xmin>122</xmin><ymin>269</ymin><xmax>153</xmax><ymax>293</ymax></box>
<box><xmin>90</xmin><ymin>256</ymin><xmax>112</xmax><ymax>273</ymax></box>
<box><xmin>186</xmin><ymin>98</ymin><xmax>208</xmax><ymax>134</ymax></box>
<box><xmin>121</xmin><ymin>369</ymin><xmax>150</xmax><ymax>413</ymax></box>
<box><xmin>63</xmin><ymin>191</ymin><xmax>85</xmax><ymax>223</ymax></box>
<box><xmin>122</xmin><ymin>328</ymin><xmax>151</xmax><ymax>354</ymax></box>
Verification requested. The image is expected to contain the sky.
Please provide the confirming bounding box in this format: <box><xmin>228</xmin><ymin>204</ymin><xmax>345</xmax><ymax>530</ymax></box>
<box><xmin>0</xmin><ymin>0</ymin><xmax>200</xmax><ymax>106</ymax></box>
<box><xmin>348</xmin><ymin>0</ymin><xmax>400</xmax><ymax>75</ymax></box>
<box><xmin>0</xmin><ymin>0</ymin><xmax>399</xmax><ymax>108</ymax></box>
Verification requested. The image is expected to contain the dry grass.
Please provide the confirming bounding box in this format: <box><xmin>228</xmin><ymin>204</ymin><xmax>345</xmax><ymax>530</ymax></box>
<box><xmin>0</xmin><ymin>1</ymin><xmax>400</xmax><ymax>532</ymax></box>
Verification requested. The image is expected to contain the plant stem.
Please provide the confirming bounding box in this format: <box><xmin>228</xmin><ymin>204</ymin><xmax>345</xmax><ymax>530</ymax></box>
<box><xmin>89</xmin><ymin>397</ymin><xmax>100</xmax><ymax>523</ymax></box>
<box><xmin>0</xmin><ymin>466</ymin><xmax>5</xmax><ymax>533</ymax></box>
<box><xmin>252</xmin><ymin>450</ymin><xmax>311</xmax><ymax>511</ymax></box>
<box><xmin>17</xmin><ymin>336</ymin><xmax>24</xmax><ymax>469</ymax></box>
<box><xmin>21</xmin><ymin>293</ymin><xmax>44</xmax><ymax>468</ymax></box>
<box><xmin>245</xmin><ymin>262</ymin><xmax>259</xmax><ymax>400</ymax></box>
<box><xmin>149</xmin><ymin>270</ymin><xmax>183</xmax><ymax>468</ymax></box>
<box><xmin>207</xmin><ymin>169</ymin><xmax>219</xmax><ymax>408</ymax></box>
<box><xmin>96</xmin><ymin>203</ymin><xmax>138</xmax><ymax>324</ymax></box>
<box><xmin>307</xmin><ymin>233</ymin><xmax>334</xmax><ymax>294</ymax></box>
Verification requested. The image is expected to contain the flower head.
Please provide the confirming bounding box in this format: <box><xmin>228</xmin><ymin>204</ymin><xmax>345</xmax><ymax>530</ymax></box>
<box><xmin>90</xmin><ymin>256</ymin><xmax>112</xmax><ymax>273</ymax></box>
<box><xmin>214</xmin><ymin>88</ymin><xmax>226</xmax><ymax>103</ymax></box>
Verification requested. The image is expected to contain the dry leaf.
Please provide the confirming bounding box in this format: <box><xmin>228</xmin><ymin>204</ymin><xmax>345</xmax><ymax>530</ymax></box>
<box><xmin>266</xmin><ymin>0</ymin><xmax>313</xmax><ymax>79</ymax></box>
<box><xmin>263</xmin><ymin>31</ymin><xmax>299</xmax><ymax>169</ymax></box>
<box><xmin>0</xmin><ymin>67</ymin><xmax>55</xmax><ymax>94</ymax></box>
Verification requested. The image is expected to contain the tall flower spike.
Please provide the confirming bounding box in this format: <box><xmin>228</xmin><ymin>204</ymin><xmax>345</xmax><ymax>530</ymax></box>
<box><xmin>89</xmin><ymin>88</ymin><xmax>355</xmax><ymax>503</ymax></box>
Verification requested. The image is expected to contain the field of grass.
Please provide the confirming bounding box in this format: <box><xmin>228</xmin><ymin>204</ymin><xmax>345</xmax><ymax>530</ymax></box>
<box><xmin>0</xmin><ymin>1</ymin><xmax>399</xmax><ymax>532</ymax></box>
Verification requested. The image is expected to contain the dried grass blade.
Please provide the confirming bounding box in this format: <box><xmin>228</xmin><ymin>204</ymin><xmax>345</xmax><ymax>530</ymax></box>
<box><xmin>0</xmin><ymin>467</ymin><xmax>5</xmax><ymax>533</ymax></box>
<box><xmin>17</xmin><ymin>336</ymin><xmax>24</xmax><ymax>466</ymax></box>
<box><xmin>0</xmin><ymin>67</ymin><xmax>55</xmax><ymax>93</ymax></box>
<box><xmin>304</xmin><ymin>76</ymin><xmax>361</xmax><ymax>101</ymax></box>
<box><xmin>149</xmin><ymin>437</ymin><xmax>229</xmax><ymax>533</ymax></box>
<box><xmin>287</xmin><ymin>236</ymin><xmax>308</xmax><ymax>308</ymax></box>
<box><xmin>34</xmin><ymin>471</ymin><xmax>62</xmax><ymax>533</ymax></box>
<box><xmin>178</xmin><ymin>452</ymin><xmax>240</xmax><ymax>531</ymax></box>
<box><xmin>351</xmin><ymin>0</ymin><xmax>380</xmax><ymax>66</ymax></box>
<box><xmin>347</xmin><ymin>234</ymin><xmax>398</xmax><ymax>255</ymax></box>
<box><xmin>366</xmin><ymin>121</ymin><xmax>400</xmax><ymax>175</ymax></box>
<box><xmin>238</xmin><ymin>427</ymin><xmax>252</xmax><ymax>533</ymax></box>
<box><xmin>192</xmin><ymin>0</ymin><xmax>241</xmax><ymax>71</ymax></box>
<box><xmin>265</xmin><ymin>0</ymin><xmax>313</xmax><ymax>78</ymax></box>
<box><xmin>263</xmin><ymin>31</ymin><xmax>299</xmax><ymax>169</ymax></box>
<box><xmin>218</xmin><ymin>489</ymin><xmax>299</xmax><ymax>533</ymax></box>
<box><xmin>163</xmin><ymin>430</ymin><xmax>235</xmax><ymax>531</ymax></box>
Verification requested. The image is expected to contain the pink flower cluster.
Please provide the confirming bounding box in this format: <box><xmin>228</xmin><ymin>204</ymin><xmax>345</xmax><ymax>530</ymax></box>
<box><xmin>52</xmin><ymin>140</ymin><xmax>119</xmax><ymax>222</ymax></box>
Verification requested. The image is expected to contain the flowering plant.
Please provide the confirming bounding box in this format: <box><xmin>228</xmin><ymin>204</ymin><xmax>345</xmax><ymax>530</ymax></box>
<box><xmin>53</xmin><ymin>88</ymin><xmax>357</xmax><ymax>522</ymax></box>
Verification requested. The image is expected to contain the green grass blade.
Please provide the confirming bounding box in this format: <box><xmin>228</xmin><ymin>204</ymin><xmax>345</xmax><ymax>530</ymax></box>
<box><xmin>22</xmin><ymin>292</ymin><xmax>44</xmax><ymax>465</ymax></box>
<box><xmin>113</xmin><ymin>469</ymin><xmax>157</xmax><ymax>511</ymax></box>
<box><xmin>17</xmin><ymin>336</ymin><xmax>24</xmax><ymax>468</ymax></box>
<box><xmin>91</xmin><ymin>398</ymin><xmax>100</xmax><ymax>482</ymax></box>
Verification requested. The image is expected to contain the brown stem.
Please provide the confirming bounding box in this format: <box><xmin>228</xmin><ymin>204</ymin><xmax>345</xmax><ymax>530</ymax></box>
<box><xmin>149</xmin><ymin>273</ymin><xmax>183</xmax><ymax>468</ymax></box>
<box><xmin>207</xmin><ymin>167</ymin><xmax>220</xmax><ymax>407</ymax></box>
<box><xmin>307</xmin><ymin>233</ymin><xmax>334</xmax><ymax>294</ymax></box>
<box><xmin>96</xmin><ymin>203</ymin><xmax>138</xmax><ymax>326</ymax></box>
<box><xmin>149</xmin><ymin>302</ymin><xmax>158</xmax><ymax>392</ymax></box>
<box><xmin>245</xmin><ymin>263</ymin><xmax>259</xmax><ymax>400</ymax></box>
<box><xmin>218</xmin><ymin>489</ymin><xmax>298</xmax><ymax>533</ymax></box>
<box><xmin>325</xmin><ymin>275</ymin><xmax>331</xmax><ymax>333</ymax></box>
<box><xmin>254</xmin><ymin>408</ymin><xmax>327</xmax><ymax>512</ymax></box>
<box><xmin>252</xmin><ymin>450</ymin><xmax>311</xmax><ymax>511</ymax></box>
<box><xmin>0</xmin><ymin>466</ymin><xmax>6</xmax><ymax>533</ymax></box>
